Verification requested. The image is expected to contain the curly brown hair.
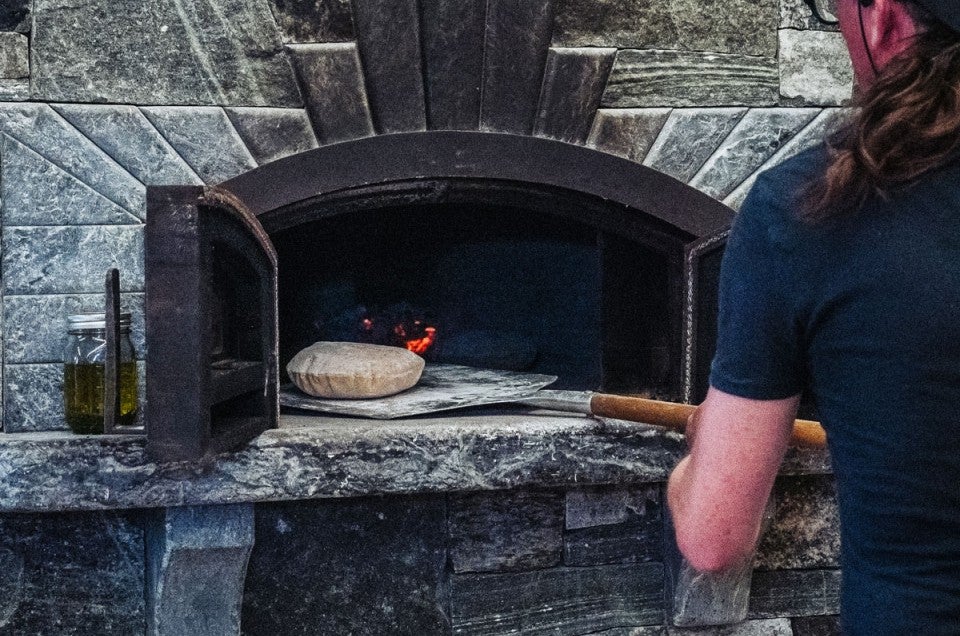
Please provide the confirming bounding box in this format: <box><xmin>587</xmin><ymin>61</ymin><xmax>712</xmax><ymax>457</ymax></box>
<box><xmin>803</xmin><ymin>2</ymin><xmax>960</xmax><ymax>221</ymax></box>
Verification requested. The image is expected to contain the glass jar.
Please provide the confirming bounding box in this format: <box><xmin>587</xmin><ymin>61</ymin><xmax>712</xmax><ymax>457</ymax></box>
<box><xmin>63</xmin><ymin>312</ymin><xmax>138</xmax><ymax>434</ymax></box>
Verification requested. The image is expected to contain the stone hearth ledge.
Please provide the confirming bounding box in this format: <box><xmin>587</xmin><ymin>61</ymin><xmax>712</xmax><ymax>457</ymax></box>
<box><xmin>0</xmin><ymin>412</ymin><xmax>830</xmax><ymax>513</ymax></box>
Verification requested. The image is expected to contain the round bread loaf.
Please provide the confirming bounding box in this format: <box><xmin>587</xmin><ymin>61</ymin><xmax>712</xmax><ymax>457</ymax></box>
<box><xmin>287</xmin><ymin>341</ymin><xmax>425</xmax><ymax>399</ymax></box>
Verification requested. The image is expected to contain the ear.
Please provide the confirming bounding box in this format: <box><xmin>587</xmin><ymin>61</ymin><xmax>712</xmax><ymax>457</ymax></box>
<box><xmin>864</xmin><ymin>0</ymin><xmax>922</xmax><ymax>67</ymax></box>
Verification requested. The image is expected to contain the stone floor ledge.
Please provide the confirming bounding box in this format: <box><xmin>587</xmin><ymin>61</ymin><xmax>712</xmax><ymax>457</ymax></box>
<box><xmin>0</xmin><ymin>411</ymin><xmax>830</xmax><ymax>514</ymax></box>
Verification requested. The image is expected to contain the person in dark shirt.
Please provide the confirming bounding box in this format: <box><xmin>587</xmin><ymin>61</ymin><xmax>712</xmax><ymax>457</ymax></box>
<box><xmin>667</xmin><ymin>0</ymin><xmax>960</xmax><ymax>632</ymax></box>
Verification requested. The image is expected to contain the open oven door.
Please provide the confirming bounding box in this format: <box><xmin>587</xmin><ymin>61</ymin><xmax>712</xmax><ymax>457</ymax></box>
<box><xmin>682</xmin><ymin>228</ymin><xmax>729</xmax><ymax>405</ymax></box>
<box><xmin>145</xmin><ymin>186</ymin><xmax>279</xmax><ymax>462</ymax></box>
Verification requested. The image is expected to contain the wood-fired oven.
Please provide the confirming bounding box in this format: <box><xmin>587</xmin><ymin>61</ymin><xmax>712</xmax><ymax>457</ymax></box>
<box><xmin>145</xmin><ymin>131</ymin><xmax>733</xmax><ymax>462</ymax></box>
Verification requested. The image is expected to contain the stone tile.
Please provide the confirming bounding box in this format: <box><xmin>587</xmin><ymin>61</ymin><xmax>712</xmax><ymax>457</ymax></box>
<box><xmin>3</xmin><ymin>293</ymin><xmax>146</xmax><ymax>364</ymax></box>
<box><xmin>141</xmin><ymin>106</ymin><xmax>257</xmax><ymax>184</ymax></box>
<box><xmin>352</xmin><ymin>0</ymin><xmax>426</xmax><ymax>134</ymax></box>
<box><xmin>0</xmin><ymin>104</ymin><xmax>146</xmax><ymax>216</ymax></box>
<box><xmin>748</xmin><ymin>569</ymin><xmax>841</xmax><ymax>619</ymax></box>
<box><xmin>781</xmin><ymin>0</ymin><xmax>839</xmax><ymax>31</ymax></box>
<box><xmin>566</xmin><ymin>484</ymin><xmax>659</xmax><ymax>529</ymax></box>
<box><xmin>480</xmin><ymin>0</ymin><xmax>555</xmax><ymax>134</ymax></box>
<box><xmin>287</xmin><ymin>43</ymin><xmax>375</xmax><ymax>144</ymax></box>
<box><xmin>0</xmin><ymin>32</ymin><xmax>28</xmax><ymax>78</ymax></box>
<box><xmin>689</xmin><ymin>108</ymin><xmax>820</xmax><ymax>200</ymax></box>
<box><xmin>779</xmin><ymin>30</ymin><xmax>853</xmax><ymax>106</ymax></box>
<box><xmin>4</xmin><ymin>363</ymin><xmax>65</xmax><ymax>432</ymax></box>
<box><xmin>243</xmin><ymin>496</ymin><xmax>449</xmax><ymax>635</ymax></box>
<box><xmin>0</xmin><ymin>510</ymin><xmax>145</xmax><ymax>634</ymax></box>
<box><xmin>225</xmin><ymin>107</ymin><xmax>318</xmax><ymax>165</ymax></box>
<box><xmin>587</xmin><ymin>108</ymin><xmax>672</xmax><ymax>163</ymax></box>
<box><xmin>1</xmin><ymin>136</ymin><xmax>140</xmax><ymax>226</ymax></box>
<box><xmin>643</xmin><ymin>108</ymin><xmax>746</xmax><ymax>183</ymax></box>
<box><xmin>451</xmin><ymin>563</ymin><xmax>664</xmax><ymax>635</ymax></box>
<box><xmin>722</xmin><ymin>108</ymin><xmax>849</xmax><ymax>210</ymax></box>
<box><xmin>0</xmin><ymin>79</ymin><xmax>28</xmax><ymax>100</ymax></box>
<box><xmin>3</xmin><ymin>225</ymin><xmax>144</xmax><ymax>295</ymax></box>
<box><xmin>602</xmin><ymin>50</ymin><xmax>779</xmax><ymax>108</ymax></box>
<box><xmin>756</xmin><ymin>476</ymin><xmax>839</xmax><ymax>570</ymax></box>
<box><xmin>31</xmin><ymin>0</ymin><xmax>301</xmax><ymax>106</ymax></box>
<box><xmin>0</xmin><ymin>0</ymin><xmax>30</xmax><ymax>32</ymax></box>
<box><xmin>52</xmin><ymin>104</ymin><xmax>203</xmax><ymax>186</ymax></box>
<box><xmin>791</xmin><ymin>615</ymin><xmax>840</xmax><ymax>636</ymax></box>
<box><xmin>421</xmin><ymin>0</ymin><xmax>486</xmax><ymax>130</ymax></box>
<box><xmin>554</xmin><ymin>0</ymin><xmax>778</xmax><ymax>56</ymax></box>
<box><xmin>450</xmin><ymin>490</ymin><xmax>563</xmax><ymax>573</ymax></box>
<box><xmin>266</xmin><ymin>0</ymin><xmax>354</xmax><ymax>43</ymax></box>
<box><xmin>534</xmin><ymin>47</ymin><xmax>616</xmax><ymax>144</ymax></box>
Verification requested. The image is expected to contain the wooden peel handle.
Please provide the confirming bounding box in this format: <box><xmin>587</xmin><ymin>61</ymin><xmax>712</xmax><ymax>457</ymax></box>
<box><xmin>589</xmin><ymin>394</ymin><xmax>827</xmax><ymax>449</ymax></box>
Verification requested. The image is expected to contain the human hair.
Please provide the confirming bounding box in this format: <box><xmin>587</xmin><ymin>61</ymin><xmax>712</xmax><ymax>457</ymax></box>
<box><xmin>802</xmin><ymin>2</ymin><xmax>960</xmax><ymax>221</ymax></box>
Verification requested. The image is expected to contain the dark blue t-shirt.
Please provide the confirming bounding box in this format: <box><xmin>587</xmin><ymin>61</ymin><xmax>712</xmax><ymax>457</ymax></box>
<box><xmin>711</xmin><ymin>146</ymin><xmax>960</xmax><ymax>633</ymax></box>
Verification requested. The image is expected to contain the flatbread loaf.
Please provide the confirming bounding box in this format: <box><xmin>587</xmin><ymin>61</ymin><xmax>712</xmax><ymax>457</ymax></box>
<box><xmin>287</xmin><ymin>341</ymin><xmax>425</xmax><ymax>399</ymax></box>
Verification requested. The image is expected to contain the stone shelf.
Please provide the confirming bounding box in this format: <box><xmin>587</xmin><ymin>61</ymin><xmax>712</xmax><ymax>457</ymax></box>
<box><xmin>0</xmin><ymin>410</ymin><xmax>830</xmax><ymax>514</ymax></box>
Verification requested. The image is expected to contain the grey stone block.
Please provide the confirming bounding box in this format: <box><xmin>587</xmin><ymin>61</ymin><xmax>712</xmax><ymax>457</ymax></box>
<box><xmin>3</xmin><ymin>225</ymin><xmax>144</xmax><ymax>295</ymax></box>
<box><xmin>287</xmin><ymin>42</ymin><xmax>375</xmax><ymax>144</ymax></box>
<box><xmin>420</xmin><ymin>0</ymin><xmax>485</xmax><ymax>130</ymax></box>
<box><xmin>756</xmin><ymin>476</ymin><xmax>839</xmax><ymax>570</ymax></box>
<box><xmin>0</xmin><ymin>0</ymin><xmax>30</xmax><ymax>32</ymax></box>
<box><xmin>224</xmin><ymin>107</ymin><xmax>318</xmax><ymax>165</ymax></box>
<box><xmin>689</xmin><ymin>108</ymin><xmax>820</xmax><ymax>200</ymax></box>
<box><xmin>554</xmin><ymin>0</ymin><xmax>778</xmax><ymax>56</ymax></box>
<box><xmin>747</xmin><ymin>570</ymin><xmax>841</xmax><ymax>619</ymax></box>
<box><xmin>643</xmin><ymin>108</ymin><xmax>746</xmax><ymax>183</ymax></box>
<box><xmin>31</xmin><ymin>0</ymin><xmax>301</xmax><ymax>106</ymax></box>
<box><xmin>0</xmin><ymin>103</ymin><xmax>146</xmax><ymax>216</ymax></box>
<box><xmin>146</xmin><ymin>504</ymin><xmax>254</xmax><ymax>636</ymax></box>
<box><xmin>4</xmin><ymin>364</ymin><xmax>65</xmax><ymax>432</ymax></box>
<box><xmin>564</xmin><ymin>485</ymin><xmax>662</xmax><ymax>567</ymax></box>
<box><xmin>566</xmin><ymin>484</ymin><xmax>660</xmax><ymax>529</ymax></box>
<box><xmin>665</xmin><ymin>619</ymin><xmax>794</xmax><ymax>635</ymax></box>
<box><xmin>602</xmin><ymin>50</ymin><xmax>779</xmax><ymax>108</ymax></box>
<box><xmin>791</xmin><ymin>615</ymin><xmax>840</xmax><ymax>635</ymax></box>
<box><xmin>243</xmin><ymin>496</ymin><xmax>449</xmax><ymax>635</ymax></box>
<box><xmin>140</xmin><ymin>106</ymin><xmax>257</xmax><ymax>184</ymax></box>
<box><xmin>722</xmin><ymin>108</ymin><xmax>849</xmax><ymax>210</ymax></box>
<box><xmin>450</xmin><ymin>489</ymin><xmax>563</xmax><ymax>573</ymax></box>
<box><xmin>534</xmin><ymin>47</ymin><xmax>616</xmax><ymax>144</ymax></box>
<box><xmin>352</xmin><ymin>0</ymin><xmax>427</xmax><ymax>134</ymax></box>
<box><xmin>451</xmin><ymin>563</ymin><xmax>664</xmax><ymax>635</ymax></box>
<box><xmin>3</xmin><ymin>293</ymin><xmax>145</xmax><ymax>364</ymax></box>
<box><xmin>779</xmin><ymin>30</ymin><xmax>853</xmax><ymax>106</ymax></box>
<box><xmin>0</xmin><ymin>79</ymin><xmax>28</xmax><ymax>100</ymax></box>
<box><xmin>53</xmin><ymin>104</ymin><xmax>203</xmax><ymax>186</ymax></box>
<box><xmin>0</xmin><ymin>32</ymin><xmax>28</xmax><ymax>78</ymax></box>
<box><xmin>266</xmin><ymin>0</ymin><xmax>354</xmax><ymax>43</ymax></box>
<box><xmin>781</xmin><ymin>0</ymin><xmax>839</xmax><ymax>31</ymax></box>
<box><xmin>586</xmin><ymin>108</ymin><xmax>672</xmax><ymax>163</ymax></box>
<box><xmin>0</xmin><ymin>510</ymin><xmax>145</xmax><ymax>634</ymax></box>
<box><xmin>480</xmin><ymin>0</ymin><xmax>555</xmax><ymax>134</ymax></box>
<box><xmin>1</xmin><ymin>135</ymin><xmax>140</xmax><ymax>226</ymax></box>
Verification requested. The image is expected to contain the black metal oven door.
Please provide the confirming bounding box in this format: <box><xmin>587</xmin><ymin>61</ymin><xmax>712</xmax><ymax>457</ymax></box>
<box><xmin>682</xmin><ymin>228</ymin><xmax>729</xmax><ymax>405</ymax></box>
<box><xmin>145</xmin><ymin>185</ymin><xmax>279</xmax><ymax>462</ymax></box>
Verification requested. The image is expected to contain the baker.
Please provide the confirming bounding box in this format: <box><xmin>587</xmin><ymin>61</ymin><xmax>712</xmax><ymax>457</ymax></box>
<box><xmin>667</xmin><ymin>0</ymin><xmax>960</xmax><ymax>632</ymax></box>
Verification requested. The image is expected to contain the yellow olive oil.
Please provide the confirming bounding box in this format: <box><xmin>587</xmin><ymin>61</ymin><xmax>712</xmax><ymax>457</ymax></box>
<box><xmin>63</xmin><ymin>362</ymin><xmax>138</xmax><ymax>434</ymax></box>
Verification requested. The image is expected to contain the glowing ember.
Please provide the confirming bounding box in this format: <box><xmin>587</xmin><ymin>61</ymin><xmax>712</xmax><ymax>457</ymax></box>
<box><xmin>404</xmin><ymin>326</ymin><xmax>437</xmax><ymax>354</ymax></box>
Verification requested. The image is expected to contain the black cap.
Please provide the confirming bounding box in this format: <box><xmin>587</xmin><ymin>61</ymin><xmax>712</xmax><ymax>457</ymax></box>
<box><xmin>913</xmin><ymin>1</ymin><xmax>960</xmax><ymax>32</ymax></box>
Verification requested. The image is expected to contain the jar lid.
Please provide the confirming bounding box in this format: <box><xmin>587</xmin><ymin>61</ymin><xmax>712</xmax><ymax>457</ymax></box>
<box><xmin>67</xmin><ymin>312</ymin><xmax>132</xmax><ymax>330</ymax></box>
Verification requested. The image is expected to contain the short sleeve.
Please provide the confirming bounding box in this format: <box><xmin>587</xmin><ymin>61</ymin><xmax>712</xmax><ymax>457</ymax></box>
<box><xmin>709</xmin><ymin>177</ymin><xmax>805</xmax><ymax>400</ymax></box>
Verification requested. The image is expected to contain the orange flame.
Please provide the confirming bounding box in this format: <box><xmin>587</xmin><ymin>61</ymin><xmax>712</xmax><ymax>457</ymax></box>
<box><xmin>404</xmin><ymin>326</ymin><xmax>437</xmax><ymax>354</ymax></box>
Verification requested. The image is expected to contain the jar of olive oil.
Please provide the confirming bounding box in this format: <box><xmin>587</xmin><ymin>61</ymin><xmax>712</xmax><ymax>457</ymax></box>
<box><xmin>63</xmin><ymin>312</ymin><xmax>138</xmax><ymax>434</ymax></box>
